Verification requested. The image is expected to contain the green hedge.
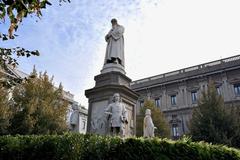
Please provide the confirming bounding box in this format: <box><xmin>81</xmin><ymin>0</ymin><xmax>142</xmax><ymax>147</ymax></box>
<box><xmin>0</xmin><ymin>134</ymin><xmax>240</xmax><ymax>160</ymax></box>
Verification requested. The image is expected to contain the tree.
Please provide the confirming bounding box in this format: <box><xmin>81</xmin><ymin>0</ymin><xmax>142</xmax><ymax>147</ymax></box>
<box><xmin>227</xmin><ymin>103</ymin><xmax>240</xmax><ymax>148</ymax></box>
<box><xmin>190</xmin><ymin>82</ymin><xmax>239</xmax><ymax>147</ymax></box>
<box><xmin>136</xmin><ymin>100</ymin><xmax>170</xmax><ymax>138</ymax></box>
<box><xmin>0</xmin><ymin>0</ymin><xmax>70</xmax><ymax>67</ymax></box>
<box><xmin>0</xmin><ymin>1</ymin><xmax>70</xmax><ymax>135</ymax></box>
<box><xmin>0</xmin><ymin>75</ymin><xmax>12</xmax><ymax>135</ymax></box>
<box><xmin>9</xmin><ymin>68</ymin><xmax>69</xmax><ymax>135</ymax></box>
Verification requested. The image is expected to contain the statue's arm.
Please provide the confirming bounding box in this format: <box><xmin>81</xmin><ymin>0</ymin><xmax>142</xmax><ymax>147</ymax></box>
<box><xmin>105</xmin><ymin>35</ymin><xmax>109</xmax><ymax>42</ymax></box>
<box><xmin>111</xmin><ymin>26</ymin><xmax>124</xmax><ymax>40</ymax></box>
<box><xmin>105</xmin><ymin>34</ymin><xmax>110</xmax><ymax>42</ymax></box>
<box><xmin>105</xmin><ymin>29</ymin><xmax>113</xmax><ymax>42</ymax></box>
<box><xmin>105</xmin><ymin>104</ymin><xmax>112</xmax><ymax>121</ymax></box>
<box><xmin>143</xmin><ymin>117</ymin><xmax>147</xmax><ymax>128</ymax></box>
<box><xmin>149</xmin><ymin>117</ymin><xmax>155</xmax><ymax>128</ymax></box>
<box><xmin>104</xmin><ymin>104</ymin><xmax>112</xmax><ymax>115</ymax></box>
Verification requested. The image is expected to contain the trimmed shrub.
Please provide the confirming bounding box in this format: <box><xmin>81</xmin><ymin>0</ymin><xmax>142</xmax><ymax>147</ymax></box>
<box><xmin>0</xmin><ymin>133</ymin><xmax>239</xmax><ymax>160</ymax></box>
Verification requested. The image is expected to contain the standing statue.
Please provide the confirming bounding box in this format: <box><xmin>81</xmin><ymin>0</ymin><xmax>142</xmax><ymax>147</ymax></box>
<box><xmin>104</xmin><ymin>18</ymin><xmax>125</xmax><ymax>66</ymax></box>
<box><xmin>105</xmin><ymin>93</ymin><xmax>128</xmax><ymax>136</ymax></box>
<box><xmin>143</xmin><ymin>109</ymin><xmax>156</xmax><ymax>138</ymax></box>
<box><xmin>70</xmin><ymin>104</ymin><xmax>79</xmax><ymax>132</ymax></box>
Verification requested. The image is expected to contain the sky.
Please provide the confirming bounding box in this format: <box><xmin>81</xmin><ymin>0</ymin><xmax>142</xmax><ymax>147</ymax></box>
<box><xmin>1</xmin><ymin>0</ymin><xmax>240</xmax><ymax>107</ymax></box>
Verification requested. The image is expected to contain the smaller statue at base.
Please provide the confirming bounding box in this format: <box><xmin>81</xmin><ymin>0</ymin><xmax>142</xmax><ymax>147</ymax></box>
<box><xmin>105</xmin><ymin>93</ymin><xmax>128</xmax><ymax>136</ymax></box>
<box><xmin>70</xmin><ymin>104</ymin><xmax>79</xmax><ymax>132</ymax></box>
<box><xmin>143</xmin><ymin>109</ymin><xmax>156</xmax><ymax>138</ymax></box>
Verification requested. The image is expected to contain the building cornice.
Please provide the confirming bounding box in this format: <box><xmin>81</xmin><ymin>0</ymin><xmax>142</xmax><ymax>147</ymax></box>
<box><xmin>131</xmin><ymin>55</ymin><xmax>240</xmax><ymax>91</ymax></box>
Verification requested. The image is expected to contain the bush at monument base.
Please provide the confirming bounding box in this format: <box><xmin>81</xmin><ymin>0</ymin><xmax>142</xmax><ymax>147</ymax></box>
<box><xmin>0</xmin><ymin>134</ymin><xmax>240</xmax><ymax>160</ymax></box>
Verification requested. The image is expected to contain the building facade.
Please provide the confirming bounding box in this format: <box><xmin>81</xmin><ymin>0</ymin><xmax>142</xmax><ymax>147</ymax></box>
<box><xmin>131</xmin><ymin>55</ymin><xmax>240</xmax><ymax>139</ymax></box>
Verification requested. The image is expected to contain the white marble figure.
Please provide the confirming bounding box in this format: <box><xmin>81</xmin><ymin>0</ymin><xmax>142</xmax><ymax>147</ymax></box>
<box><xmin>70</xmin><ymin>104</ymin><xmax>79</xmax><ymax>132</ymax></box>
<box><xmin>143</xmin><ymin>109</ymin><xmax>156</xmax><ymax>138</ymax></box>
<box><xmin>104</xmin><ymin>18</ymin><xmax>125</xmax><ymax>66</ymax></box>
<box><xmin>105</xmin><ymin>93</ymin><xmax>128</xmax><ymax>136</ymax></box>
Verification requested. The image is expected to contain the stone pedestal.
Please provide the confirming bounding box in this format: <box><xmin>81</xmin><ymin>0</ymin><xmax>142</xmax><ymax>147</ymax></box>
<box><xmin>101</xmin><ymin>63</ymin><xmax>126</xmax><ymax>75</ymax></box>
<box><xmin>85</xmin><ymin>71</ymin><xmax>139</xmax><ymax>136</ymax></box>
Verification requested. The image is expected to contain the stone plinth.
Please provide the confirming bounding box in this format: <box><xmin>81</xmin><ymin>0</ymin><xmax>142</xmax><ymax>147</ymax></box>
<box><xmin>101</xmin><ymin>63</ymin><xmax>126</xmax><ymax>75</ymax></box>
<box><xmin>85</xmin><ymin>71</ymin><xmax>139</xmax><ymax>136</ymax></box>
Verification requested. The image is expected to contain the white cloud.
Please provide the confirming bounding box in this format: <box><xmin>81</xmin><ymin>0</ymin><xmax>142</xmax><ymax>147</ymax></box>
<box><xmin>1</xmin><ymin>0</ymin><xmax>240</xmax><ymax>107</ymax></box>
<box><xmin>125</xmin><ymin>0</ymin><xmax>240</xmax><ymax>80</ymax></box>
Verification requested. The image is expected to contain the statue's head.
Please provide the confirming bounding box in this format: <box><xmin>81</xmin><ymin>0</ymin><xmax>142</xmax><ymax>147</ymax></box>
<box><xmin>111</xmin><ymin>18</ymin><xmax>118</xmax><ymax>26</ymax></box>
<box><xmin>72</xmin><ymin>103</ymin><xmax>79</xmax><ymax>110</ymax></box>
<box><xmin>112</xmin><ymin>93</ymin><xmax>120</xmax><ymax>102</ymax></box>
<box><xmin>145</xmin><ymin>109</ymin><xmax>151</xmax><ymax>116</ymax></box>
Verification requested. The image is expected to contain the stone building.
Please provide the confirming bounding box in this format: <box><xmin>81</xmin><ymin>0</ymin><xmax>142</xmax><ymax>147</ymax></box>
<box><xmin>131</xmin><ymin>55</ymin><xmax>240</xmax><ymax>139</ymax></box>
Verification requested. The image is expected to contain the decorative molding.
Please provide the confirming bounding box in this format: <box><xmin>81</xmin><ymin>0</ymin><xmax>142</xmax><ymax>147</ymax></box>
<box><xmin>169</xmin><ymin>119</ymin><xmax>181</xmax><ymax>124</ymax></box>
<box><xmin>151</xmin><ymin>93</ymin><xmax>162</xmax><ymax>99</ymax></box>
<box><xmin>228</xmin><ymin>78</ymin><xmax>240</xmax><ymax>84</ymax></box>
<box><xmin>186</xmin><ymin>86</ymin><xmax>200</xmax><ymax>92</ymax></box>
<box><xmin>167</xmin><ymin>90</ymin><xmax>178</xmax><ymax>96</ymax></box>
<box><xmin>214</xmin><ymin>81</ymin><xmax>223</xmax><ymax>87</ymax></box>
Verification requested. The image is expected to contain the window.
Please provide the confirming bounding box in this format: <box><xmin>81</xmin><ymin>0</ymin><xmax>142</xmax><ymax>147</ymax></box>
<box><xmin>172</xmin><ymin>124</ymin><xmax>180</xmax><ymax>137</ymax></box>
<box><xmin>140</xmin><ymin>100</ymin><xmax>144</xmax><ymax>107</ymax></box>
<box><xmin>155</xmin><ymin>98</ymin><xmax>161</xmax><ymax>107</ymax></box>
<box><xmin>172</xmin><ymin>114</ymin><xmax>177</xmax><ymax>119</ymax></box>
<box><xmin>191</xmin><ymin>91</ymin><xmax>197</xmax><ymax>103</ymax></box>
<box><xmin>216</xmin><ymin>87</ymin><xmax>221</xmax><ymax>95</ymax></box>
<box><xmin>171</xmin><ymin>95</ymin><xmax>177</xmax><ymax>105</ymax></box>
<box><xmin>234</xmin><ymin>84</ymin><xmax>240</xmax><ymax>96</ymax></box>
<box><xmin>82</xmin><ymin>121</ymin><xmax>86</xmax><ymax>130</ymax></box>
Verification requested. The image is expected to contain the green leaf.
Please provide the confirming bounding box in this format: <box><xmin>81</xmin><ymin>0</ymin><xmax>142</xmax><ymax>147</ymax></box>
<box><xmin>2</xmin><ymin>35</ymin><xmax>8</xmax><ymax>41</ymax></box>
<box><xmin>0</xmin><ymin>3</ymin><xmax>6</xmax><ymax>19</ymax></box>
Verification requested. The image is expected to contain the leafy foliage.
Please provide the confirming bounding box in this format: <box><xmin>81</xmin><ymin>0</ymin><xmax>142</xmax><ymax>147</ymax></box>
<box><xmin>0</xmin><ymin>134</ymin><xmax>239</xmax><ymax>160</ymax></box>
<box><xmin>136</xmin><ymin>100</ymin><xmax>170</xmax><ymax>138</ymax></box>
<box><xmin>230</xmin><ymin>106</ymin><xmax>240</xmax><ymax>148</ymax></box>
<box><xmin>0</xmin><ymin>62</ymin><xmax>24</xmax><ymax>88</ymax></box>
<box><xmin>0</xmin><ymin>0</ymin><xmax>70</xmax><ymax>67</ymax></box>
<box><xmin>0</xmin><ymin>0</ymin><xmax>70</xmax><ymax>40</ymax></box>
<box><xmin>8</xmin><ymin>68</ymin><xmax>68</xmax><ymax>135</ymax></box>
<box><xmin>0</xmin><ymin>47</ymin><xmax>40</xmax><ymax>67</ymax></box>
<box><xmin>0</xmin><ymin>77</ymin><xmax>11</xmax><ymax>135</ymax></box>
<box><xmin>190</xmin><ymin>81</ymin><xmax>240</xmax><ymax>148</ymax></box>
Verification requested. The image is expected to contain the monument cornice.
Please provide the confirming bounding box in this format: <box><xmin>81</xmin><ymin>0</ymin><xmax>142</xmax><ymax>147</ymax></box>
<box><xmin>85</xmin><ymin>84</ymin><xmax>139</xmax><ymax>100</ymax></box>
<box><xmin>95</xmin><ymin>71</ymin><xmax>132</xmax><ymax>82</ymax></box>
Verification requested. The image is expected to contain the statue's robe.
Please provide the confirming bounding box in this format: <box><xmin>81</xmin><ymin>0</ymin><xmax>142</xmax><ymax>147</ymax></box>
<box><xmin>70</xmin><ymin>110</ymin><xmax>79</xmax><ymax>131</ymax></box>
<box><xmin>143</xmin><ymin>115</ymin><xmax>155</xmax><ymax>137</ymax></box>
<box><xmin>104</xmin><ymin>25</ymin><xmax>125</xmax><ymax>66</ymax></box>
